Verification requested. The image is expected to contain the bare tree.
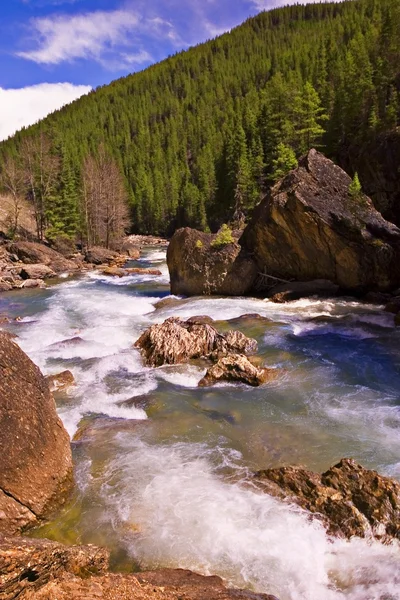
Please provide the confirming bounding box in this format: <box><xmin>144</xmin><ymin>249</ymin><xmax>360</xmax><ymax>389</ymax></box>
<box><xmin>81</xmin><ymin>145</ymin><xmax>129</xmax><ymax>248</ymax></box>
<box><xmin>21</xmin><ymin>133</ymin><xmax>60</xmax><ymax>241</ymax></box>
<box><xmin>0</xmin><ymin>155</ymin><xmax>25</xmax><ymax>235</ymax></box>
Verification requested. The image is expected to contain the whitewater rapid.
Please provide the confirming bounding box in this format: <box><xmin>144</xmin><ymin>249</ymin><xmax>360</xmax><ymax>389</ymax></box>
<box><xmin>2</xmin><ymin>247</ymin><xmax>400</xmax><ymax>600</ymax></box>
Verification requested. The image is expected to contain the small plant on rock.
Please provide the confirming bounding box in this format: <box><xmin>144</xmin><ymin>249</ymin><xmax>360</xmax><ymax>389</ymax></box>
<box><xmin>349</xmin><ymin>172</ymin><xmax>362</xmax><ymax>198</ymax></box>
<box><xmin>211</xmin><ymin>224</ymin><xmax>234</xmax><ymax>248</ymax></box>
<box><xmin>195</xmin><ymin>239</ymin><xmax>203</xmax><ymax>249</ymax></box>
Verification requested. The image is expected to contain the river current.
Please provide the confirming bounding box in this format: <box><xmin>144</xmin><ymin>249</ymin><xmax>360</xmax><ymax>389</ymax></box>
<box><xmin>1</xmin><ymin>247</ymin><xmax>400</xmax><ymax>600</ymax></box>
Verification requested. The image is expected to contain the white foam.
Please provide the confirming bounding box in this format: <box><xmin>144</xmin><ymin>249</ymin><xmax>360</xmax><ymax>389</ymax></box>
<box><xmin>157</xmin><ymin>364</ymin><xmax>207</xmax><ymax>388</ymax></box>
<box><xmin>101</xmin><ymin>439</ymin><xmax>400</xmax><ymax>600</ymax></box>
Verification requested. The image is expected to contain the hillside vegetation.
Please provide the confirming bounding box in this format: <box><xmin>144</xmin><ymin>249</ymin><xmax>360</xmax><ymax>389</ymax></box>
<box><xmin>0</xmin><ymin>0</ymin><xmax>399</xmax><ymax>241</ymax></box>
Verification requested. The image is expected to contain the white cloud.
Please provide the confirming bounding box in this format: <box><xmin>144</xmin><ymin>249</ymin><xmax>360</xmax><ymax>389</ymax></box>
<box><xmin>17</xmin><ymin>10</ymin><xmax>142</xmax><ymax>65</ymax></box>
<box><xmin>0</xmin><ymin>82</ymin><xmax>91</xmax><ymax>141</ymax></box>
<box><xmin>251</xmin><ymin>0</ymin><xmax>342</xmax><ymax>9</ymax></box>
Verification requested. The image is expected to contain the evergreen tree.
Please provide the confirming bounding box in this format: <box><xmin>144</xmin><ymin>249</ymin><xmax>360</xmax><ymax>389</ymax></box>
<box><xmin>271</xmin><ymin>143</ymin><xmax>298</xmax><ymax>182</ymax></box>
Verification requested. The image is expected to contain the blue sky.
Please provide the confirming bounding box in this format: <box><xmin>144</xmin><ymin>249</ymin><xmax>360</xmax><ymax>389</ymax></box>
<box><xmin>0</xmin><ymin>0</ymin><xmax>342</xmax><ymax>140</ymax></box>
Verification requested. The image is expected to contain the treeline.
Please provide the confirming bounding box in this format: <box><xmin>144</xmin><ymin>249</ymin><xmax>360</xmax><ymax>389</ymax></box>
<box><xmin>0</xmin><ymin>0</ymin><xmax>399</xmax><ymax>240</ymax></box>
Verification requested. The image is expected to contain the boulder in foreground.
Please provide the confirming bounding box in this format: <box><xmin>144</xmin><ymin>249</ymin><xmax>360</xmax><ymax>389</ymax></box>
<box><xmin>0</xmin><ymin>333</ymin><xmax>73</xmax><ymax>535</ymax></box>
<box><xmin>0</xmin><ymin>536</ymin><xmax>277</xmax><ymax>600</ymax></box>
<box><xmin>254</xmin><ymin>458</ymin><xmax>400</xmax><ymax>541</ymax></box>
<box><xmin>242</xmin><ymin>149</ymin><xmax>400</xmax><ymax>292</ymax></box>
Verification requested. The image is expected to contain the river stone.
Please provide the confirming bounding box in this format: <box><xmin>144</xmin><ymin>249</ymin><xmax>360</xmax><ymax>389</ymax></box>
<box><xmin>167</xmin><ymin>227</ymin><xmax>258</xmax><ymax>296</ymax></box>
<box><xmin>19</xmin><ymin>264</ymin><xmax>56</xmax><ymax>280</ymax></box>
<box><xmin>0</xmin><ymin>535</ymin><xmax>109</xmax><ymax>599</ymax></box>
<box><xmin>45</xmin><ymin>370</ymin><xmax>75</xmax><ymax>392</ymax></box>
<box><xmin>7</xmin><ymin>242</ymin><xmax>78</xmax><ymax>274</ymax></box>
<box><xmin>254</xmin><ymin>458</ymin><xmax>400</xmax><ymax>541</ymax></box>
<box><xmin>241</xmin><ymin>149</ymin><xmax>400</xmax><ymax>292</ymax></box>
<box><xmin>84</xmin><ymin>247</ymin><xmax>121</xmax><ymax>266</ymax></box>
<box><xmin>199</xmin><ymin>354</ymin><xmax>279</xmax><ymax>387</ymax></box>
<box><xmin>268</xmin><ymin>280</ymin><xmax>339</xmax><ymax>303</ymax></box>
<box><xmin>134</xmin><ymin>317</ymin><xmax>257</xmax><ymax>367</ymax></box>
<box><xmin>0</xmin><ymin>333</ymin><xmax>73</xmax><ymax>535</ymax></box>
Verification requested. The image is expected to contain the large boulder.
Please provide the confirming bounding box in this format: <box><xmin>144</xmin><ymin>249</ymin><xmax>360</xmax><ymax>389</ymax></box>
<box><xmin>7</xmin><ymin>242</ymin><xmax>78</xmax><ymax>274</ymax></box>
<box><xmin>254</xmin><ymin>458</ymin><xmax>400</xmax><ymax>542</ymax></box>
<box><xmin>241</xmin><ymin>149</ymin><xmax>400</xmax><ymax>292</ymax></box>
<box><xmin>0</xmin><ymin>333</ymin><xmax>73</xmax><ymax>535</ymax></box>
<box><xmin>167</xmin><ymin>228</ymin><xmax>258</xmax><ymax>296</ymax></box>
<box><xmin>84</xmin><ymin>247</ymin><xmax>122</xmax><ymax>266</ymax></box>
<box><xmin>19</xmin><ymin>265</ymin><xmax>56</xmax><ymax>280</ymax></box>
<box><xmin>134</xmin><ymin>317</ymin><xmax>257</xmax><ymax>367</ymax></box>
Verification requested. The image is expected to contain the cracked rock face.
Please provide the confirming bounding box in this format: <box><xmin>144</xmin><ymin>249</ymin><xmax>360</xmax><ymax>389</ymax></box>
<box><xmin>0</xmin><ymin>333</ymin><xmax>73</xmax><ymax>535</ymax></box>
<box><xmin>242</xmin><ymin>149</ymin><xmax>400</xmax><ymax>292</ymax></box>
<box><xmin>167</xmin><ymin>228</ymin><xmax>258</xmax><ymax>296</ymax></box>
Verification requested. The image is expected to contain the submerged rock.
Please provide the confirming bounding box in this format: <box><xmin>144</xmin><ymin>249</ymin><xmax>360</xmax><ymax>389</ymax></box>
<box><xmin>134</xmin><ymin>317</ymin><xmax>257</xmax><ymax>367</ymax></box>
<box><xmin>0</xmin><ymin>333</ymin><xmax>73</xmax><ymax>535</ymax></box>
<box><xmin>167</xmin><ymin>227</ymin><xmax>257</xmax><ymax>296</ymax></box>
<box><xmin>268</xmin><ymin>280</ymin><xmax>339</xmax><ymax>303</ymax></box>
<box><xmin>45</xmin><ymin>370</ymin><xmax>75</xmax><ymax>393</ymax></box>
<box><xmin>199</xmin><ymin>354</ymin><xmax>280</xmax><ymax>387</ymax></box>
<box><xmin>242</xmin><ymin>149</ymin><xmax>400</xmax><ymax>293</ymax></box>
<box><xmin>254</xmin><ymin>458</ymin><xmax>400</xmax><ymax>542</ymax></box>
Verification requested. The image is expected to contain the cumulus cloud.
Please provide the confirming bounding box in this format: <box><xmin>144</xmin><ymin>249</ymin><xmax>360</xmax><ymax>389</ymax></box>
<box><xmin>17</xmin><ymin>10</ymin><xmax>145</xmax><ymax>65</ymax></box>
<box><xmin>0</xmin><ymin>82</ymin><xmax>91</xmax><ymax>142</ymax></box>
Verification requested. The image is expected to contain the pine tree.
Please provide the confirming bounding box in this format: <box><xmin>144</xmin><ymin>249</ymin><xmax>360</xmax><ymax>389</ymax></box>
<box><xmin>293</xmin><ymin>82</ymin><xmax>327</xmax><ymax>154</ymax></box>
<box><xmin>271</xmin><ymin>143</ymin><xmax>298</xmax><ymax>182</ymax></box>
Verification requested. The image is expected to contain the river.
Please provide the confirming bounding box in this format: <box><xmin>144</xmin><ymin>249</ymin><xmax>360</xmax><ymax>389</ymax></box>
<box><xmin>1</xmin><ymin>247</ymin><xmax>400</xmax><ymax>600</ymax></box>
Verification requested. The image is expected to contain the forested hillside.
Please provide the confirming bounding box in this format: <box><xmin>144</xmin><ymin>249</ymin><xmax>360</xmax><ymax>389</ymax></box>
<box><xmin>0</xmin><ymin>0</ymin><xmax>399</xmax><ymax>242</ymax></box>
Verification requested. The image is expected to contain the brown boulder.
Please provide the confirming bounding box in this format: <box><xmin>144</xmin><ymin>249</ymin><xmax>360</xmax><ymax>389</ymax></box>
<box><xmin>84</xmin><ymin>247</ymin><xmax>121</xmax><ymax>266</ymax></box>
<box><xmin>167</xmin><ymin>228</ymin><xmax>257</xmax><ymax>296</ymax></box>
<box><xmin>7</xmin><ymin>242</ymin><xmax>78</xmax><ymax>274</ymax></box>
<box><xmin>45</xmin><ymin>371</ymin><xmax>75</xmax><ymax>393</ymax></box>
<box><xmin>100</xmin><ymin>266</ymin><xmax>162</xmax><ymax>277</ymax></box>
<box><xmin>242</xmin><ymin>149</ymin><xmax>400</xmax><ymax>292</ymax></box>
<box><xmin>0</xmin><ymin>333</ymin><xmax>73</xmax><ymax>535</ymax></box>
<box><xmin>19</xmin><ymin>265</ymin><xmax>56</xmax><ymax>281</ymax></box>
<box><xmin>0</xmin><ymin>535</ymin><xmax>109</xmax><ymax>599</ymax></box>
<box><xmin>254</xmin><ymin>458</ymin><xmax>400</xmax><ymax>541</ymax></box>
<box><xmin>0</xmin><ymin>280</ymin><xmax>12</xmax><ymax>292</ymax></box>
<box><xmin>134</xmin><ymin>317</ymin><xmax>257</xmax><ymax>367</ymax></box>
<box><xmin>199</xmin><ymin>354</ymin><xmax>279</xmax><ymax>387</ymax></box>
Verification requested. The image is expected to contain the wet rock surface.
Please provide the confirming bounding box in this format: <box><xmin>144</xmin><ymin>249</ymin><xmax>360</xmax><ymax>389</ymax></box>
<box><xmin>134</xmin><ymin>317</ymin><xmax>258</xmax><ymax>368</ymax></box>
<box><xmin>199</xmin><ymin>354</ymin><xmax>280</xmax><ymax>387</ymax></box>
<box><xmin>242</xmin><ymin>149</ymin><xmax>400</xmax><ymax>293</ymax></box>
<box><xmin>254</xmin><ymin>458</ymin><xmax>400</xmax><ymax>541</ymax></box>
<box><xmin>0</xmin><ymin>333</ymin><xmax>73</xmax><ymax>535</ymax></box>
<box><xmin>19</xmin><ymin>265</ymin><xmax>57</xmax><ymax>280</ymax></box>
<box><xmin>45</xmin><ymin>370</ymin><xmax>75</xmax><ymax>393</ymax></box>
<box><xmin>167</xmin><ymin>228</ymin><xmax>257</xmax><ymax>296</ymax></box>
<box><xmin>100</xmin><ymin>266</ymin><xmax>162</xmax><ymax>277</ymax></box>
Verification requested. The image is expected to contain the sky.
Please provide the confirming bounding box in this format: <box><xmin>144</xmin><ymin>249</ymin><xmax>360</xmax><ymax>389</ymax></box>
<box><xmin>0</xmin><ymin>0</ymin><xmax>343</xmax><ymax>141</ymax></box>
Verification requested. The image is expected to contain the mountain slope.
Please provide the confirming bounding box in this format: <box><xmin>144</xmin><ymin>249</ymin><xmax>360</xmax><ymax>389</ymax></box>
<box><xmin>0</xmin><ymin>0</ymin><xmax>399</xmax><ymax>238</ymax></box>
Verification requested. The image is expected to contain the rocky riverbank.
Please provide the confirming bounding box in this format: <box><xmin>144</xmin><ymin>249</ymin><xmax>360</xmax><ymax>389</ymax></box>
<box><xmin>0</xmin><ymin>235</ymin><xmax>168</xmax><ymax>292</ymax></box>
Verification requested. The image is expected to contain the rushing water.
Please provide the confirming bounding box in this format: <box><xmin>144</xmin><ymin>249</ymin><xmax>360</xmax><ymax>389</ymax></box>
<box><xmin>1</xmin><ymin>247</ymin><xmax>400</xmax><ymax>600</ymax></box>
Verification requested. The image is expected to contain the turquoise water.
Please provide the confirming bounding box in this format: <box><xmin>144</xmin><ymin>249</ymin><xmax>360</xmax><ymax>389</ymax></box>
<box><xmin>1</xmin><ymin>247</ymin><xmax>400</xmax><ymax>600</ymax></box>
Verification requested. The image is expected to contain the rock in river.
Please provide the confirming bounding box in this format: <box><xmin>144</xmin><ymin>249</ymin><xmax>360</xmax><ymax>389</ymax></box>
<box><xmin>199</xmin><ymin>354</ymin><xmax>280</xmax><ymax>387</ymax></box>
<box><xmin>0</xmin><ymin>333</ymin><xmax>73</xmax><ymax>535</ymax></box>
<box><xmin>167</xmin><ymin>227</ymin><xmax>258</xmax><ymax>296</ymax></box>
<box><xmin>134</xmin><ymin>317</ymin><xmax>258</xmax><ymax>367</ymax></box>
<box><xmin>254</xmin><ymin>458</ymin><xmax>400</xmax><ymax>542</ymax></box>
<box><xmin>242</xmin><ymin>149</ymin><xmax>400</xmax><ymax>292</ymax></box>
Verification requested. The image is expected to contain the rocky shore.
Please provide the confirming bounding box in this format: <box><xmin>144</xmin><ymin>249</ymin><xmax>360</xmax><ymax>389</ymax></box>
<box><xmin>0</xmin><ymin>235</ymin><xmax>168</xmax><ymax>293</ymax></box>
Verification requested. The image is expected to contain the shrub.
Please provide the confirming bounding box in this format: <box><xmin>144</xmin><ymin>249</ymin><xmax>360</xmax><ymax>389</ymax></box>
<box><xmin>349</xmin><ymin>172</ymin><xmax>362</xmax><ymax>198</ymax></box>
<box><xmin>211</xmin><ymin>224</ymin><xmax>234</xmax><ymax>248</ymax></box>
<box><xmin>195</xmin><ymin>239</ymin><xmax>203</xmax><ymax>248</ymax></box>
